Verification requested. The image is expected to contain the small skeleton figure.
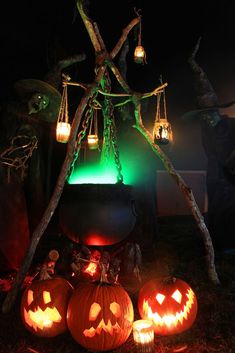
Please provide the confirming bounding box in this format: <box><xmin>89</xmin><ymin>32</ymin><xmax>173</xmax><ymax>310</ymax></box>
<box><xmin>39</xmin><ymin>250</ymin><xmax>59</xmax><ymax>280</ymax></box>
<box><xmin>90</xmin><ymin>249</ymin><xmax>101</xmax><ymax>262</ymax></box>
<box><xmin>70</xmin><ymin>246</ymin><xmax>91</xmax><ymax>276</ymax></box>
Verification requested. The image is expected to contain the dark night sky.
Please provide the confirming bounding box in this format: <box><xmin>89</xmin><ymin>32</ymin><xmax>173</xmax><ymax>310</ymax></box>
<box><xmin>1</xmin><ymin>0</ymin><xmax>235</xmax><ymax>169</ymax></box>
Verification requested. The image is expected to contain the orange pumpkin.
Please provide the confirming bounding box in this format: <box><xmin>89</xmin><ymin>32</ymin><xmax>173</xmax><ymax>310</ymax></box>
<box><xmin>138</xmin><ymin>277</ymin><xmax>198</xmax><ymax>335</ymax></box>
<box><xmin>67</xmin><ymin>281</ymin><xmax>134</xmax><ymax>351</ymax></box>
<box><xmin>21</xmin><ymin>277</ymin><xmax>73</xmax><ymax>337</ymax></box>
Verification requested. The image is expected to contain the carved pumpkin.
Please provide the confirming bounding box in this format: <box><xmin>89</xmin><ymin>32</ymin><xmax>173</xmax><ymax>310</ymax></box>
<box><xmin>20</xmin><ymin>277</ymin><xmax>73</xmax><ymax>337</ymax></box>
<box><xmin>67</xmin><ymin>281</ymin><xmax>134</xmax><ymax>351</ymax></box>
<box><xmin>138</xmin><ymin>277</ymin><xmax>197</xmax><ymax>335</ymax></box>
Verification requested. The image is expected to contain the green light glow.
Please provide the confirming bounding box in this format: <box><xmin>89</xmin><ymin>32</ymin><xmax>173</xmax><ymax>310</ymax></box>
<box><xmin>68</xmin><ymin>158</ymin><xmax>136</xmax><ymax>185</ymax></box>
<box><xmin>68</xmin><ymin>163</ymin><xmax>117</xmax><ymax>184</ymax></box>
<box><xmin>68</xmin><ymin>135</ymin><xmax>156</xmax><ymax>185</ymax></box>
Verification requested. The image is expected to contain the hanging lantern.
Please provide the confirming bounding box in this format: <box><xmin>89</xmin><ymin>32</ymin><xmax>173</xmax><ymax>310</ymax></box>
<box><xmin>56</xmin><ymin>122</ymin><xmax>71</xmax><ymax>144</ymax></box>
<box><xmin>87</xmin><ymin>104</ymin><xmax>99</xmax><ymax>150</ymax></box>
<box><xmin>153</xmin><ymin>118</ymin><xmax>173</xmax><ymax>145</ymax></box>
<box><xmin>87</xmin><ymin>134</ymin><xmax>99</xmax><ymax>150</ymax></box>
<box><xmin>152</xmin><ymin>78</ymin><xmax>173</xmax><ymax>145</ymax></box>
<box><xmin>56</xmin><ymin>80</ymin><xmax>71</xmax><ymax>143</ymax></box>
<box><xmin>134</xmin><ymin>11</ymin><xmax>147</xmax><ymax>65</ymax></box>
<box><xmin>134</xmin><ymin>45</ymin><xmax>146</xmax><ymax>64</ymax></box>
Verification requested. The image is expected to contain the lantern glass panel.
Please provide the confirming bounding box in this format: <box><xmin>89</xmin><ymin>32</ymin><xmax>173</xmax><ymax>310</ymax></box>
<box><xmin>56</xmin><ymin>122</ymin><xmax>71</xmax><ymax>143</ymax></box>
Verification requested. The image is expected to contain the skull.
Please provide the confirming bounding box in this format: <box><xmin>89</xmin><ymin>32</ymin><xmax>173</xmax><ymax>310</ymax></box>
<box><xmin>28</xmin><ymin>92</ymin><xmax>49</xmax><ymax>115</ymax></box>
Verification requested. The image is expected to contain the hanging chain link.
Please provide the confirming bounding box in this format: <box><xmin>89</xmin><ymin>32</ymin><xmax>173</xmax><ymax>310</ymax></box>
<box><xmin>66</xmin><ymin>72</ymin><xmax>123</xmax><ymax>183</ymax></box>
<box><xmin>101</xmin><ymin>112</ymin><xmax>112</xmax><ymax>163</ymax></box>
<box><xmin>100</xmin><ymin>72</ymin><xmax>123</xmax><ymax>183</ymax></box>
<box><xmin>67</xmin><ymin>96</ymin><xmax>96</xmax><ymax>180</ymax></box>
<box><xmin>110</xmin><ymin>115</ymin><xmax>123</xmax><ymax>183</ymax></box>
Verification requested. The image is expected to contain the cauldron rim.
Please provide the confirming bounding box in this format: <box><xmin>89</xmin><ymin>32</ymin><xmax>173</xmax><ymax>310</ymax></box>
<box><xmin>65</xmin><ymin>182</ymin><xmax>133</xmax><ymax>188</ymax></box>
<box><xmin>62</xmin><ymin>183</ymin><xmax>135</xmax><ymax>198</ymax></box>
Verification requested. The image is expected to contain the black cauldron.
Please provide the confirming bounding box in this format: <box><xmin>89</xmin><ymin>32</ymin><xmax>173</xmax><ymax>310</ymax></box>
<box><xmin>58</xmin><ymin>183</ymin><xmax>136</xmax><ymax>246</ymax></box>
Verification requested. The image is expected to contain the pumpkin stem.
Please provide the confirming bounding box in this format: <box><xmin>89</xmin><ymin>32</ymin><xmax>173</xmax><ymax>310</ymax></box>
<box><xmin>162</xmin><ymin>275</ymin><xmax>176</xmax><ymax>285</ymax></box>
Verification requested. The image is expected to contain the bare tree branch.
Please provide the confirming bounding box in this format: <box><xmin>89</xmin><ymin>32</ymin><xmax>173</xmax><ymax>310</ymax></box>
<box><xmin>2</xmin><ymin>0</ymin><xmax>220</xmax><ymax>314</ymax></box>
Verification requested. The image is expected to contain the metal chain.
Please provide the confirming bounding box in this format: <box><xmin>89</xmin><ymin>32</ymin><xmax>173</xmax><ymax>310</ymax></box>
<box><xmin>66</xmin><ymin>77</ymin><xmax>123</xmax><ymax>183</ymax></box>
<box><xmin>67</xmin><ymin>101</ymin><xmax>94</xmax><ymax>180</ymax></box>
<box><xmin>101</xmin><ymin>113</ymin><xmax>112</xmax><ymax>164</ymax></box>
<box><xmin>102</xmin><ymin>101</ymin><xmax>123</xmax><ymax>183</ymax></box>
<box><xmin>100</xmin><ymin>71</ymin><xmax>123</xmax><ymax>183</ymax></box>
<box><xmin>110</xmin><ymin>116</ymin><xmax>123</xmax><ymax>183</ymax></box>
<box><xmin>101</xmin><ymin>109</ymin><xmax>123</xmax><ymax>183</ymax></box>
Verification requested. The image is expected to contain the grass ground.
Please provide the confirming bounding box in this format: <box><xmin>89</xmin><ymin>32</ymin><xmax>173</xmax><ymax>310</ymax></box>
<box><xmin>0</xmin><ymin>215</ymin><xmax>234</xmax><ymax>353</ymax></box>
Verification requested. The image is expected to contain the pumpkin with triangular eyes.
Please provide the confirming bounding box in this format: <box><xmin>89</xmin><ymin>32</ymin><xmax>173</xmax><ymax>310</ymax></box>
<box><xmin>138</xmin><ymin>277</ymin><xmax>198</xmax><ymax>335</ymax></box>
<box><xmin>20</xmin><ymin>277</ymin><xmax>73</xmax><ymax>337</ymax></box>
<box><xmin>67</xmin><ymin>281</ymin><xmax>134</xmax><ymax>351</ymax></box>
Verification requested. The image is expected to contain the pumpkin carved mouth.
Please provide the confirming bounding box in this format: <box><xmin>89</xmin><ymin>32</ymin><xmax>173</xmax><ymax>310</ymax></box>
<box><xmin>143</xmin><ymin>288</ymin><xmax>196</xmax><ymax>328</ymax></box>
<box><xmin>67</xmin><ymin>282</ymin><xmax>134</xmax><ymax>351</ymax></box>
<box><xmin>83</xmin><ymin>320</ymin><xmax>121</xmax><ymax>337</ymax></box>
<box><xmin>24</xmin><ymin>306</ymin><xmax>62</xmax><ymax>331</ymax></box>
<box><xmin>21</xmin><ymin>278</ymin><xmax>74</xmax><ymax>337</ymax></box>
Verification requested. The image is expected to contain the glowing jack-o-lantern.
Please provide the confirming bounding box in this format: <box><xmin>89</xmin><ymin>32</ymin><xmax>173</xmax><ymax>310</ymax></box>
<box><xmin>138</xmin><ymin>277</ymin><xmax>198</xmax><ymax>336</ymax></box>
<box><xmin>67</xmin><ymin>281</ymin><xmax>134</xmax><ymax>351</ymax></box>
<box><xmin>20</xmin><ymin>277</ymin><xmax>73</xmax><ymax>337</ymax></box>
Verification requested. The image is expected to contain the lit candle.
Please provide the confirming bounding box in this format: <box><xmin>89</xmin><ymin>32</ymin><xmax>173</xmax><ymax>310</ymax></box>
<box><xmin>133</xmin><ymin>320</ymin><xmax>155</xmax><ymax>353</ymax></box>
<box><xmin>134</xmin><ymin>45</ymin><xmax>146</xmax><ymax>64</ymax></box>
<box><xmin>56</xmin><ymin>122</ymin><xmax>71</xmax><ymax>143</ymax></box>
<box><xmin>87</xmin><ymin>134</ymin><xmax>99</xmax><ymax>150</ymax></box>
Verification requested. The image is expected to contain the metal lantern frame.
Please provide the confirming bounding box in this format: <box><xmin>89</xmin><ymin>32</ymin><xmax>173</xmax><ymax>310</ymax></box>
<box><xmin>87</xmin><ymin>103</ymin><xmax>99</xmax><ymax>150</ymax></box>
<box><xmin>152</xmin><ymin>80</ymin><xmax>173</xmax><ymax>145</ymax></box>
<box><xmin>56</xmin><ymin>81</ymin><xmax>71</xmax><ymax>144</ymax></box>
<box><xmin>134</xmin><ymin>10</ymin><xmax>146</xmax><ymax>64</ymax></box>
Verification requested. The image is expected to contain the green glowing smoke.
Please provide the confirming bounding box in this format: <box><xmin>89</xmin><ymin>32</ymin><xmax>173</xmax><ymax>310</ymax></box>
<box><xmin>68</xmin><ymin>158</ymin><xmax>136</xmax><ymax>185</ymax></box>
